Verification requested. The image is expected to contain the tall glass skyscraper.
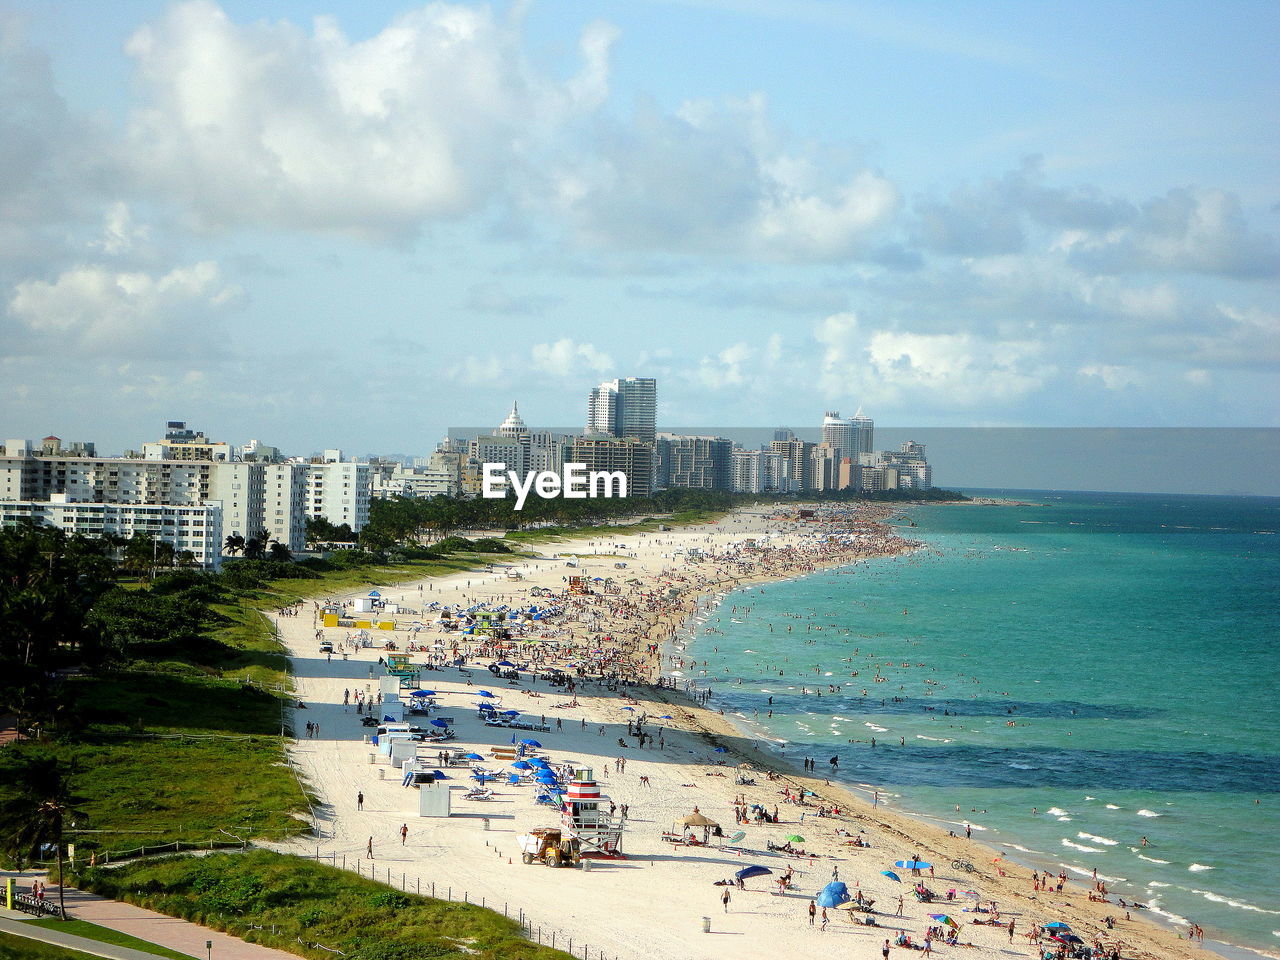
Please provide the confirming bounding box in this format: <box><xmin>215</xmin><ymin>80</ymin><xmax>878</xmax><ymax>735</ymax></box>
<box><xmin>585</xmin><ymin>378</ymin><xmax>657</xmax><ymax>443</ymax></box>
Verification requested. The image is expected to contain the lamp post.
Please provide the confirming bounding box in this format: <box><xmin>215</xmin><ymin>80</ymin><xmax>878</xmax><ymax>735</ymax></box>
<box><xmin>205</xmin><ymin>941</ymin><xmax>211</xmax><ymax>960</ymax></box>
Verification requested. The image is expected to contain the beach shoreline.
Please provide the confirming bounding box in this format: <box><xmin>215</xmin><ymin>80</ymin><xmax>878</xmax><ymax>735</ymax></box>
<box><xmin>266</xmin><ymin>504</ymin><xmax>1235</xmax><ymax>960</ymax></box>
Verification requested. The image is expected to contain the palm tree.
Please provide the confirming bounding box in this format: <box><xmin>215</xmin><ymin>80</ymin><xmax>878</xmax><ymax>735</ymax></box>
<box><xmin>223</xmin><ymin>534</ymin><xmax>245</xmax><ymax>557</ymax></box>
<box><xmin>0</xmin><ymin>752</ymin><xmax>82</xmax><ymax>920</ymax></box>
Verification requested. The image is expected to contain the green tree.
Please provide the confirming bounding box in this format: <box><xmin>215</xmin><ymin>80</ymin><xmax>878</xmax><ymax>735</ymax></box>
<box><xmin>0</xmin><ymin>751</ymin><xmax>83</xmax><ymax>920</ymax></box>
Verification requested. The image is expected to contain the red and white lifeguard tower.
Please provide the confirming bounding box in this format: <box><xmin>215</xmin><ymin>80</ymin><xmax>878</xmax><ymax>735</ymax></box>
<box><xmin>561</xmin><ymin>768</ymin><xmax>624</xmax><ymax>858</ymax></box>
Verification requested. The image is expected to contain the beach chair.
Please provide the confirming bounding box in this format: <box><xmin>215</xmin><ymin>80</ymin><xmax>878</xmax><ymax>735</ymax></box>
<box><xmin>720</xmin><ymin>830</ymin><xmax>746</xmax><ymax>850</ymax></box>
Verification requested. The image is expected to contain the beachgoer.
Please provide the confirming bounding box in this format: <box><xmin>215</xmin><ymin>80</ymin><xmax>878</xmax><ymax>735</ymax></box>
<box><xmin>401</xmin><ymin>823</ymin><xmax>408</xmax><ymax>845</ymax></box>
<box><xmin>722</xmin><ymin>887</ymin><xmax>731</xmax><ymax>912</ymax></box>
<box><xmin>808</xmin><ymin>901</ymin><xmax>816</xmax><ymax>925</ymax></box>
<box><xmin>357</xmin><ymin>791</ymin><xmax>364</xmax><ymax>810</ymax></box>
<box><xmin>882</xmin><ymin>939</ymin><xmax>891</xmax><ymax>959</ymax></box>
<box><xmin>367</xmin><ymin>837</ymin><xmax>373</xmax><ymax>858</ymax></box>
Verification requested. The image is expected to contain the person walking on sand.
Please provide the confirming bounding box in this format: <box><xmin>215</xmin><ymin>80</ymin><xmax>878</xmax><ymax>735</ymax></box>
<box><xmin>722</xmin><ymin>887</ymin><xmax>731</xmax><ymax>912</ymax></box>
<box><xmin>1008</xmin><ymin>919</ymin><xmax>1016</xmax><ymax>942</ymax></box>
<box><xmin>401</xmin><ymin>823</ymin><xmax>408</xmax><ymax>845</ymax></box>
<box><xmin>808</xmin><ymin>900</ymin><xmax>816</xmax><ymax>925</ymax></box>
<box><xmin>357</xmin><ymin>791</ymin><xmax>364</xmax><ymax>810</ymax></box>
<box><xmin>882</xmin><ymin>938</ymin><xmax>891</xmax><ymax>959</ymax></box>
<box><xmin>367</xmin><ymin>837</ymin><xmax>374</xmax><ymax>859</ymax></box>
<box><xmin>820</xmin><ymin>907</ymin><xmax>829</xmax><ymax>931</ymax></box>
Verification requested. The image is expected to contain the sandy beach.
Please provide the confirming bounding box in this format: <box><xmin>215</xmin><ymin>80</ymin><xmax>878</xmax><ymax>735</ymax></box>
<box><xmin>270</xmin><ymin>506</ymin><xmax>1210</xmax><ymax>960</ymax></box>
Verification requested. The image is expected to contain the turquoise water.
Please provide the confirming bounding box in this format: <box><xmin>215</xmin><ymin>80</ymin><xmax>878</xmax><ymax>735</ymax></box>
<box><xmin>680</xmin><ymin>491</ymin><xmax>1280</xmax><ymax>954</ymax></box>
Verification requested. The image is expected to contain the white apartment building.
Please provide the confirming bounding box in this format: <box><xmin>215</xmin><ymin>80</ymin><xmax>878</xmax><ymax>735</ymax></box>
<box><xmin>305</xmin><ymin>460</ymin><xmax>371</xmax><ymax>532</ymax></box>
<box><xmin>0</xmin><ymin>496</ymin><xmax>224</xmax><ymax>569</ymax></box>
<box><xmin>731</xmin><ymin>449</ymin><xmax>791</xmax><ymax>494</ymax></box>
<box><xmin>264</xmin><ymin>463</ymin><xmax>310</xmax><ymax>550</ymax></box>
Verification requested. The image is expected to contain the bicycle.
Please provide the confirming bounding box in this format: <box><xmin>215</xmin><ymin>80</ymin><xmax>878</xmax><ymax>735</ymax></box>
<box><xmin>951</xmin><ymin>858</ymin><xmax>977</xmax><ymax>873</ymax></box>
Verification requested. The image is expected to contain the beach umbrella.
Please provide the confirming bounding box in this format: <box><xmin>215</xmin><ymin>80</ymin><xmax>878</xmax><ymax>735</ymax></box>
<box><xmin>520</xmin><ymin>739</ymin><xmax>542</xmax><ymax>747</ymax></box>
<box><xmin>1051</xmin><ymin>934</ymin><xmax>1084</xmax><ymax>946</ymax></box>
<box><xmin>368</xmin><ymin>590</ymin><xmax>381</xmax><ymax>597</ymax></box>
<box><xmin>880</xmin><ymin>871</ymin><xmax>901</xmax><ymax>882</ymax></box>
<box><xmin>929</xmin><ymin>914</ymin><xmax>960</xmax><ymax>929</ymax></box>
<box><xmin>478</xmin><ymin>690</ymin><xmax>496</xmax><ymax>698</ymax></box>
<box><xmin>502</xmin><ymin>710</ymin><xmax>521</xmax><ymax>717</ymax></box>
<box><xmin>681</xmin><ymin>813</ymin><xmax>719</xmax><ymax>828</ymax></box>
<box><xmin>462</xmin><ymin>752</ymin><xmax>484</xmax><ymax>760</ymax></box>
<box><xmin>713</xmin><ymin>746</ymin><xmax>727</xmax><ymax>753</ymax></box>
<box><xmin>429</xmin><ymin>718</ymin><xmax>449</xmax><ymax>728</ymax></box>
<box><xmin>620</xmin><ymin>706</ymin><xmax>635</xmax><ymax>711</ymax></box>
<box><xmin>815</xmin><ymin>881</ymin><xmax>850</xmax><ymax>908</ymax></box>
<box><xmin>511</xmin><ymin>760</ymin><xmax>533</xmax><ymax>770</ymax></box>
<box><xmin>496</xmin><ymin>660</ymin><xmax>516</xmax><ymax>667</ymax></box>
<box><xmin>894</xmin><ymin>859</ymin><xmax>932</xmax><ymax>870</ymax></box>
<box><xmin>961</xmin><ymin>890</ymin><xmax>980</xmax><ymax>899</ymax></box>
<box><xmin>787</xmin><ymin>835</ymin><xmax>806</xmax><ymax>843</ymax></box>
<box><xmin>409</xmin><ymin>689</ymin><xmax>436</xmax><ymax>697</ymax></box>
<box><xmin>658</xmin><ymin>715</ymin><xmax>673</xmax><ymax>720</ymax></box>
<box><xmin>734</xmin><ymin>865</ymin><xmax>772</xmax><ymax>880</ymax></box>
<box><xmin>527</xmin><ymin>757</ymin><xmax>548</xmax><ymax>766</ymax></box>
<box><xmin>1043</xmin><ymin>922</ymin><xmax>1072</xmax><ymax>932</ymax></box>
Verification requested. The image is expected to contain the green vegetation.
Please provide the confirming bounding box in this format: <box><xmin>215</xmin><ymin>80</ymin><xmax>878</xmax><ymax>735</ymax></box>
<box><xmin>73</xmin><ymin>851</ymin><xmax>572</xmax><ymax>960</ymax></box>
<box><xmin>0</xmin><ymin>930</ymin><xmax>114</xmax><ymax>960</ymax></box>
<box><xmin>21</xmin><ymin>919</ymin><xmax>196</xmax><ymax>960</ymax></box>
<box><xmin>0</xmin><ymin>522</ymin><xmax>523</xmax><ymax>861</ymax></box>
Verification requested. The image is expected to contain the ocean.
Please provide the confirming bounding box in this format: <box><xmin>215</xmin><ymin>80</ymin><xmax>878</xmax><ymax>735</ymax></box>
<box><xmin>678</xmin><ymin>491</ymin><xmax>1280</xmax><ymax>955</ymax></box>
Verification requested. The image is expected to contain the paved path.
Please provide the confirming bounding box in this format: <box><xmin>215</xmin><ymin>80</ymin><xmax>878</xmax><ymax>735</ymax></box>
<box><xmin>0</xmin><ymin>914</ymin><xmax>167</xmax><ymax>960</ymax></box>
<box><xmin>0</xmin><ymin>875</ymin><xmax>300</xmax><ymax>960</ymax></box>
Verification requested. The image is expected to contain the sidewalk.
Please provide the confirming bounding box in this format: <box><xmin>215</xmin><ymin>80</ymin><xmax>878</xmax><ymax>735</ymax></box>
<box><xmin>0</xmin><ymin>876</ymin><xmax>300</xmax><ymax>960</ymax></box>
<box><xmin>0</xmin><ymin>915</ymin><xmax>168</xmax><ymax>960</ymax></box>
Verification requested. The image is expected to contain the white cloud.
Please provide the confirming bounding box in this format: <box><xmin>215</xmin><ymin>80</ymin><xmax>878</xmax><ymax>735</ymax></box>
<box><xmin>547</xmin><ymin>96</ymin><xmax>897</xmax><ymax>262</ymax></box>
<box><xmin>530</xmin><ymin>338</ymin><xmax>613</xmax><ymax>378</ymax></box>
<box><xmin>695</xmin><ymin>342</ymin><xmax>753</xmax><ymax>389</ymax></box>
<box><xmin>8</xmin><ymin>261</ymin><xmax>240</xmax><ymax>354</ymax></box>
<box><xmin>1078</xmin><ymin>363</ymin><xmax>1146</xmax><ymax>391</ymax></box>
<box><xmin>90</xmin><ymin>202</ymin><xmax>149</xmax><ymax>255</ymax></box>
<box><xmin>123</xmin><ymin>1</ymin><xmax>615</xmax><ymax>240</ymax></box>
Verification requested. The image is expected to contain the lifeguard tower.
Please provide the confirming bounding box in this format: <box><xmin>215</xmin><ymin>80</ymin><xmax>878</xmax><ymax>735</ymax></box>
<box><xmin>473</xmin><ymin>610</ymin><xmax>509</xmax><ymax>640</ymax></box>
<box><xmin>385</xmin><ymin>653</ymin><xmax>420</xmax><ymax>688</ymax></box>
<box><xmin>561</xmin><ymin>768</ymin><xmax>623</xmax><ymax>858</ymax></box>
<box><xmin>567</xmin><ymin>576</ymin><xmax>591</xmax><ymax>596</ymax></box>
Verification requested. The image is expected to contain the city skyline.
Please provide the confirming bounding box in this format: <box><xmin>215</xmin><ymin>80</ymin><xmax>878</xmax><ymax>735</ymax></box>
<box><xmin>1</xmin><ymin>1</ymin><xmax>1277</xmax><ymax>459</ymax></box>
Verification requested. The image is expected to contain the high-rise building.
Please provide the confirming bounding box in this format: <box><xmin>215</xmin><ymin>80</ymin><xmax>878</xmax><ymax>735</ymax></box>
<box><xmin>567</xmin><ymin>437</ymin><xmax>653</xmax><ymax>498</ymax></box>
<box><xmin>772</xmin><ymin>428</ymin><xmax>796</xmax><ymax>442</ymax></box>
<box><xmin>770</xmin><ymin>438</ymin><xmax>815</xmax><ymax>491</ymax></box>
<box><xmin>585</xmin><ymin>378</ymin><xmax>657</xmax><ymax>443</ymax></box>
<box><xmin>731</xmin><ymin>449</ymin><xmax>790</xmax><ymax>494</ymax></box>
<box><xmin>851</xmin><ymin>407</ymin><xmax>874</xmax><ymax>458</ymax></box>
<box><xmin>820</xmin><ymin>411</ymin><xmax>857</xmax><ymax>461</ymax></box>
<box><xmin>655</xmin><ymin>435</ymin><xmax>733</xmax><ymax>491</ymax></box>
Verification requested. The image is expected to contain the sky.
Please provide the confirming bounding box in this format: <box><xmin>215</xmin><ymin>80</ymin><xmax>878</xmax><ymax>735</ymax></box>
<box><xmin>1</xmin><ymin>0</ymin><xmax>1278</xmax><ymax>461</ymax></box>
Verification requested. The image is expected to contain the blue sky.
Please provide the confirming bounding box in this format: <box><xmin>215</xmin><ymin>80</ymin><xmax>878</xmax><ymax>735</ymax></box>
<box><xmin>1</xmin><ymin>0</ymin><xmax>1277</xmax><ymax>457</ymax></box>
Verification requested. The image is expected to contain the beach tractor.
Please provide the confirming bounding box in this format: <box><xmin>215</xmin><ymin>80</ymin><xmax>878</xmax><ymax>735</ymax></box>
<box><xmin>517</xmin><ymin>828</ymin><xmax>581</xmax><ymax>867</ymax></box>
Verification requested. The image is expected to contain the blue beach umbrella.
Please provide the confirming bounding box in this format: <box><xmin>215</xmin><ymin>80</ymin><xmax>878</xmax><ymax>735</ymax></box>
<box><xmin>496</xmin><ymin>660</ymin><xmax>516</xmax><ymax>667</ymax></box>
<box><xmin>477</xmin><ymin>690</ymin><xmax>496</xmax><ymax>698</ymax></box>
<box><xmin>735</xmin><ymin>865</ymin><xmax>772</xmax><ymax>880</ymax></box>
<box><xmin>462</xmin><ymin>752</ymin><xmax>484</xmax><ymax>760</ymax></box>
<box><xmin>620</xmin><ymin>706</ymin><xmax>635</xmax><ymax>711</ymax></box>
<box><xmin>880</xmin><ymin>871</ymin><xmax>901</xmax><ymax>882</ymax></box>
<box><xmin>429</xmin><ymin>718</ymin><xmax>449</xmax><ymax>728</ymax></box>
<box><xmin>1044</xmin><ymin>922</ymin><xmax>1072</xmax><ymax>932</ymax></box>
<box><xmin>520</xmin><ymin>739</ymin><xmax>542</xmax><ymax>747</ymax></box>
<box><xmin>409</xmin><ymin>690</ymin><xmax>436</xmax><ymax>697</ymax></box>
<box><xmin>714</xmin><ymin>747</ymin><xmax>727</xmax><ymax>753</ymax></box>
<box><xmin>502</xmin><ymin>710</ymin><xmax>520</xmax><ymax>717</ymax></box>
<box><xmin>511</xmin><ymin>760</ymin><xmax>533</xmax><ymax>770</ymax></box>
<box><xmin>815</xmin><ymin>882</ymin><xmax>850</xmax><ymax>908</ymax></box>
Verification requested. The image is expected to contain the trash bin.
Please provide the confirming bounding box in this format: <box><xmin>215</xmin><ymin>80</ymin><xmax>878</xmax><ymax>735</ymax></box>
<box><xmin>702</xmin><ymin>917</ymin><xmax>711</xmax><ymax>933</ymax></box>
<box><xmin>378</xmin><ymin>768</ymin><xmax>385</xmax><ymax>779</ymax></box>
<box><xmin>581</xmin><ymin>856</ymin><xmax>590</xmax><ymax>872</ymax></box>
<box><xmin>482</xmin><ymin>818</ymin><xmax>490</xmax><ymax>831</ymax></box>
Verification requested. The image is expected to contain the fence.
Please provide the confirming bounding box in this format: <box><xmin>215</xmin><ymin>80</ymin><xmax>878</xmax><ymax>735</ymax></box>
<box><xmin>298</xmin><ymin>848</ymin><xmax>625</xmax><ymax>960</ymax></box>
